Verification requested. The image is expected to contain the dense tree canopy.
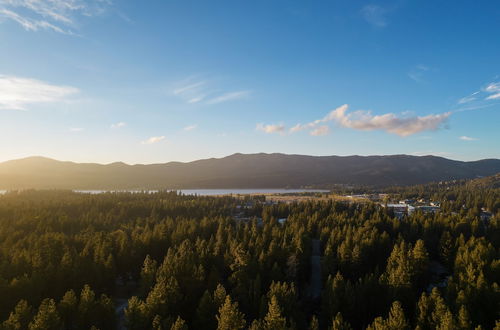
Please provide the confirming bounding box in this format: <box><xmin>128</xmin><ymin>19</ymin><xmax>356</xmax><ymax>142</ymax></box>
<box><xmin>0</xmin><ymin>183</ymin><xmax>497</xmax><ymax>329</ymax></box>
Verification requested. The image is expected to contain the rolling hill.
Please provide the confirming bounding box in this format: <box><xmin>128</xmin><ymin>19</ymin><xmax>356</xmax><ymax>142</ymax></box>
<box><xmin>0</xmin><ymin>153</ymin><xmax>499</xmax><ymax>189</ymax></box>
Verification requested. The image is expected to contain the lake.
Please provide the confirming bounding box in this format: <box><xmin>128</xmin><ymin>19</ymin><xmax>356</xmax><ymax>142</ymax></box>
<box><xmin>73</xmin><ymin>189</ymin><xmax>329</xmax><ymax>195</ymax></box>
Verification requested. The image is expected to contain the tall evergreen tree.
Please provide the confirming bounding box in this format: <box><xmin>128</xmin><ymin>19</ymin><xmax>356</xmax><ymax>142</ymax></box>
<box><xmin>263</xmin><ymin>296</ymin><xmax>286</xmax><ymax>330</ymax></box>
<box><xmin>2</xmin><ymin>300</ymin><xmax>33</xmax><ymax>330</ymax></box>
<box><xmin>28</xmin><ymin>299</ymin><xmax>61</xmax><ymax>330</ymax></box>
<box><xmin>216</xmin><ymin>296</ymin><xmax>246</xmax><ymax>330</ymax></box>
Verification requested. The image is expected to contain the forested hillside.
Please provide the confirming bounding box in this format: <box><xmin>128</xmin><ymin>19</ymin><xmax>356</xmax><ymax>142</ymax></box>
<box><xmin>1</xmin><ymin>153</ymin><xmax>499</xmax><ymax>189</ymax></box>
<box><xmin>0</xmin><ymin>185</ymin><xmax>498</xmax><ymax>329</ymax></box>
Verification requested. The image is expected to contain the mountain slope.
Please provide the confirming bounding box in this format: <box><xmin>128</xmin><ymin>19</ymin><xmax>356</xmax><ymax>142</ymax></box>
<box><xmin>0</xmin><ymin>153</ymin><xmax>499</xmax><ymax>189</ymax></box>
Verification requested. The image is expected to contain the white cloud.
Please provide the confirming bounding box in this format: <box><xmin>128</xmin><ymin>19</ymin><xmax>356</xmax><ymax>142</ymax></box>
<box><xmin>0</xmin><ymin>0</ymin><xmax>111</xmax><ymax>34</ymax></box>
<box><xmin>310</xmin><ymin>125</ymin><xmax>330</xmax><ymax>136</ymax></box>
<box><xmin>256</xmin><ymin>123</ymin><xmax>286</xmax><ymax>134</ymax></box>
<box><xmin>206</xmin><ymin>90</ymin><xmax>251</xmax><ymax>104</ymax></box>
<box><xmin>173</xmin><ymin>78</ymin><xmax>251</xmax><ymax>105</ymax></box>
<box><xmin>69</xmin><ymin>127</ymin><xmax>83</xmax><ymax>132</ymax></box>
<box><xmin>458</xmin><ymin>91</ymin><xmax>479</xmax><ymax>104</ymax></box>
<box><xmin>183</xmin><ymin>124</ymin><xmax>197</xmax><ymax>131</ymax></box>
<box><xmin>454</xmin><ymin>81</ymin><xmax>500</xmax><ymax>112</ymax></box>
<box><xmin>459</xmin><ymin>136</ymin><xmax>478</xmax><ymax>141</ymax></box>
<box><xmin>484</xmin><ymin>82</ymin><xmax>500</xmax><ymax>100</ymax></box>
<box><xmin>141</xmin><ymin>136</ymin><xmax>166</xmax><ymax>145</ymax></box>
<box><xmin>111</xmin><ymin>122</ymin><xmax>126</xmax><ymax>129</ymax></box>
<box><xmin>485</xmin><ymin>82</ymin><xmax>500</xmax><ymax>92</ymax></box>
<box><xmin>324</xmin><ymin>105</ymin><xmax>451</xmax><ymax>137</ymax></box>
<box><xmin>0</xmin><ymin>74</ymin><xmax>79</xmax><ymax>110</ymax></box>
<box><xmin>279</xmin><ymin>104</ymin><xmax>450</xmax><ymax>137</ymax></box>
<box><xmin>361</xmin><ymin>5</ymin><xmax>387</xmax><ymax>27</ymax></box>
<box><xmin>487</xmin><ymin>93</ymin><xmax>500</xmax><ymax>100</ymax></box>
<box><xmin>0</xmin><ymin>8</ymin><xmax>66</xmax><ymax>33</ymax></box>
<box><xmin>289</xmin><ymin>120</ymin><xmax>322</xmax><ymax>133</ymax></box>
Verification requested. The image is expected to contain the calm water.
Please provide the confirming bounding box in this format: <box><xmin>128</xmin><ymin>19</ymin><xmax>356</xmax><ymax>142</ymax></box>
<box><xmin>178</xmin><ymin>189</ymin><xmax>329</xmax><ymax>195</ymax></box>
<box><xmin>74</xmin><ymin>189</ymin><xmax>329</xmax><ymax>195</ymax></box>
<box><xmin>0</xmin><ymin>189</ymin><xmax>329</xmax><ymax>196</ymax></box>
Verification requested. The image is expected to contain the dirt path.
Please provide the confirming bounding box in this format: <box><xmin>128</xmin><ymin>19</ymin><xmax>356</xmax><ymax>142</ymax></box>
<box><xmin>309</xmin><ymin>239</ymin><xmax>322</xmax><ymax>299</ymax></box>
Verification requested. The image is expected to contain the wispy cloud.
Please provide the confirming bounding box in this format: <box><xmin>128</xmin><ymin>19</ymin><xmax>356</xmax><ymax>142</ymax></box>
<box><xmin>69</xmin><ymin>127</ymin><xmax>84</xmax><ymax>132</ymax></box>
<box><xmin>173</xmin><ymin>81</ymin><xmax>206</xmax><ymax>95</ymax></box>
<box><xmin>454</xmin><ymin>81</ymin><xmax>500</xmax><ymax>112</ymax></box>
<box><xmin>361</xmin><ymin>5</ymin><xmax>388</xmax><ymax>27</ymax></box>
<box><xmin>173</xmin><ymin>78</ymin><xmax>251</xmax><ymax>105</ymax></box>
<box><xmin>280</xmin><ymin>104</ymin><xmax>450</xmax><ymax>137</ymax></box>
<box><xmin>206</xmin><ymin>91</ymin><xmax>250</xmax><ymax>104</ymax></box>
<box><xmin>310</xmin><ymin>125</ymin><xmax>330</xmax><ymax>136</ymax></box>
<box><xmin>256</xmin><ymin>123</ymin><xmax>286</xmax><ymax>134</ymax></box>
<box><xmin>0</xmin><ymin>74</ymin><xmax>79</xmax><ymax>110</ymax></box>
<box><xmin>459</xmin><ymin>135</ymin><xmax>478</xmax><ymax>141</ymax></box>
<box><xmin>458</xmin><ymin>91</ymin><xmax>479</xmax><ymax>104</ymax></box>
<box><xmin>0</xmin><ymin>8</ymin><xmax>67</xmax><ymax>33</ymax></box>
<box><xmin>408</xmin><ymin>65</ymin><xmax>430</xmax><ymax>83</ymax></box>
<box><xmin>484</xmin><ymin>82</ymin><xmax>500</xmax><ymax>100</ymax></box>
<box><xmin>0</xmin><ymin>0</ymin><xmax>111</xmax><ymax>34</ymax></box>
<box><xmin>183</xmin><ymin>124</ymin><xmax>197</xmax><ymax>131</ymax></box>
<box><xmin>111</xmin><ymin>122</ymin><xmax>126</xmax><ymax>129</ymax></box>
<box><xmin>141</xmin><ymin>136</ymin><xmax>166</xmax><ymax>145</ymax></box>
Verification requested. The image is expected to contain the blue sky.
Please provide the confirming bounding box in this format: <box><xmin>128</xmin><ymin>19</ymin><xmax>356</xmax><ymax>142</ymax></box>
<box><xmin>0</xmin><ymin>0</ymin><xmax>499</xmax><ymax>164</ymax></box>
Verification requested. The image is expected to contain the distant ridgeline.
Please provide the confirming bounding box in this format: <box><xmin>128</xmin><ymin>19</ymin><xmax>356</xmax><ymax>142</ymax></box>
<box><xmin>0</xmin><ymin>153</ymin><xmax>499</xmax><ymax>189</ymax></box>
<box><xmin>0</xmin><ymin>179</ymin><xmax>498</xmax><ymax>329</ymax></box>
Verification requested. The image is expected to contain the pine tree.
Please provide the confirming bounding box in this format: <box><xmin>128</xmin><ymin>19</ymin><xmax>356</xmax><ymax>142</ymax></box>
<box><xmin>367</xmin><ymin>301</ymin><xmax>408</xmax><ymax>330</ymax></box>
<box><xmin>140</xmin><ymin>255</ymin><xmax>158</xmax><ymax>298</ymax></box>
<box><xmin>309</xmin><ymin>315</ymin><xmax>319</xmax><ymax>330</ymax></box>
<box><xmin>438</xmin><ymin>310</ymin><xmax>456</xmax><ymax>330</ymax></box>
<box><xmin>249</xmin><ymin>319</ymin><xmax>264</xmax><ymax>330</ymax></box>
<box><xmin>382</xmin><ymin>241</ymin><xmax>412</xmax><ymax>289</ymax></box>
<box><xmin>213</xmin><ymin>284</ymin><xmax>227</xmax><ymax>309</ymax></box>
<box><xmin>439</xmin><ymin>231</ymin><xmax>454</xmax><ymax>267</ymax></box>
<box><xmin>145</xmin><ymin>275</ymin><xmax>181</xmax><ymax>318</ymax></box>
<box><xmin>170</xmin><ymin>316</ymin><xmax>188</xmax><ymax>330</ymax></box>
<box><xmin>457</xmin><ymin>305</ymin><xmax>472</xmax><ymax>330</ymax></box>
<box><xmin>3</xmin><ymin>300</ymin><xmax>33</xmax><ymax>330</ymax></box>
<box><xmin>416</xmin><ymin>292</ymin><xmax>432</xmax><ymax>329</ymax></box>
<box><xmin>385</xmin><ymin>301</ymin><xmax>409</xmax><ymax>330</ymax></box>
<box><xmin>29</xmin><ymin>299</ymin><xmax>62</xmax><ymax>330</ymax></box>
<box><xmin>152</xmin><ymin>315</ymin><xmax>162</xmax><ymax>330</ymax></box>
<box><xmin>78</xmin><ymin>284</ymin><xmax>97</xmax><ymax>328</ymax></box>
<box><xmin>216</xmin><ymin>295</ymin><xmax>246</xmax><ymax>330</ymax></box>
<box><xmin>58</xmin><ymin>290</ymin><xmax>78</xmax><ymax>329</ymax></box>
<box><xmin>263</xmin><ymin>296</ymin><xmax>286</xmax><ymax>330</ymax></box>
<box><xmin>330</xmin><ymin>312</ymin><xmax>352</xmax><ymax>330</ymax></box>
<box><xmin>412</xmin><ymin>239</ymin><xmax>429</xmax><ymax>288</ymax></box>
<box><xmin>125</xmin><ymin>296</ymin><xmax>149</xmax><ymax>330</ymax></box>
<box><xmin>366</xmin><ymin>317</ymin><xmax>386</xmax><ymax>330</ymax></box>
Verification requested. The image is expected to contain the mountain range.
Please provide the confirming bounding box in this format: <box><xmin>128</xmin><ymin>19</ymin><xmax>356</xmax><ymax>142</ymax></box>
<box><xmin>0</xmin><ymin>153</ymin><xmax>499</xmax><ymax>190</ymax></box>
